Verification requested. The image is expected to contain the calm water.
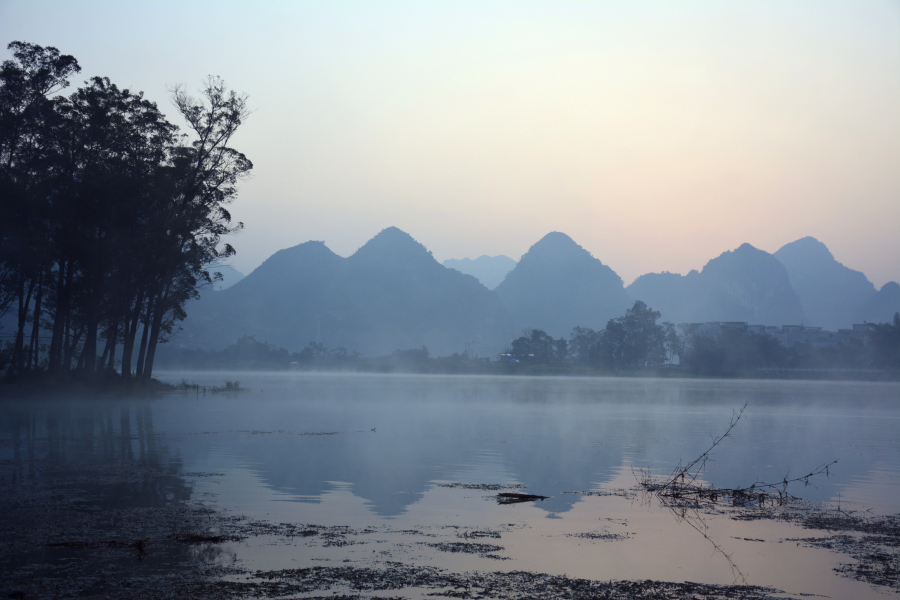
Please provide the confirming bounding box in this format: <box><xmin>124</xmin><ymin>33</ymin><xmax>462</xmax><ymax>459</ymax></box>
<box><xmin>2</xmin><ymin>373</ymin><xmax>899</xmax><ymax>597</ymax></box>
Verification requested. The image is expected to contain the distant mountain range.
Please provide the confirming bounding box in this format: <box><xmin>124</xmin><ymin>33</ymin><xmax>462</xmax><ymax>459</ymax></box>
<box><xmin>174</xmin><ymin>227</ymin><xmax>510</xmax><ymax>357</ymax></box>
<box><xmin>169</xmin><ymin>228</ymin><xmax>900</xmax><ymax>357</ymax></box>
<box><xmin>627</xmin><ymin>243</ymin><xmax>805</xmax><ymax>326</ymax></box>
<box><xmin>443</xmin><ymin>255</ymin><xmax>516</xmax><ymax>290</ymax></box>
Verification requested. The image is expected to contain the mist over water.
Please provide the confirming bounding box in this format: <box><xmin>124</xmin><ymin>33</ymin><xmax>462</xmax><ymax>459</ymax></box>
<box><xmin>5</xmin><ymin>373</ymin><xmax>898</xmax><ymax>514</ymax></box>
<box><xmin>3</xmin><ymin>373</ymin><xmax>899</xmax><ymax>597</ymax></box>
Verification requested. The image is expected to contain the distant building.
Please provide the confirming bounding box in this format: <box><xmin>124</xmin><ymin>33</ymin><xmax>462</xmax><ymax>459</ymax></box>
<box><xmin>679</xmin><ymin>321</ymin><xmax>876</xmax><ymax>350</ymax></box>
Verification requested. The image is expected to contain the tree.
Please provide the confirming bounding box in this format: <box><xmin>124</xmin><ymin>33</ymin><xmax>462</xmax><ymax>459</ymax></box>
<box><xmin>506</xmin><ymin>329</ymin><xmax>567</xmax><ymax>363</ymax></box>
<box><xmin>682</xmin><ymin>330</ymin><xmax>787</xmax><ymax>376</ymax></box>
<box><xmin>0</xmin><ymin>42</ymin><xmax>252</xmax><ymax>383</ymax></box>
<box><xmin>595</xmin><ymin>301</ymin><xmax>667</xmax><ymax>369</ymax></box>
<box><xmin>139</xmin><ymin>77</ymin><xmax>252</xmax><ymax>381</ymax></box>
<box><xmin>569</xmin><ymin>326</ymin><xmax>601</xmax><ymax>364</ymax></box>
<box><xmin>0</xmin><ymin>42</ymin><xmax>80</xmax><ymax>371</ymax></box>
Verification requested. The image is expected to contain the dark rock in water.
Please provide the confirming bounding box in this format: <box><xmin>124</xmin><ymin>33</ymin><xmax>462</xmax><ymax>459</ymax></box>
<box><xmin>496</xmin><ymin>492</ymin><xmax>549</xmax><ymax>504</ymax></box>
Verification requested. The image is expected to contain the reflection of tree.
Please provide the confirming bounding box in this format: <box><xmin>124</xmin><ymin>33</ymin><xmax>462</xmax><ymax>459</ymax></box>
<box><xmin>634</xmin><ymin>404</ymin><xmax>839</xmax><ymax>585</ymax></box>
<box><xmin>2</xmin><ymin>400</ymin><xmax>192</xmax><ymax>506</ymax></box>
<box><xmin>654</xmin><ymin>494</ymin><xmax>747</xmax><ymax>584</ymax></box>
<box><xmin>0</xmin><ymin>400</ymin><xmax>226</xmax><ymax>595</ymax></box>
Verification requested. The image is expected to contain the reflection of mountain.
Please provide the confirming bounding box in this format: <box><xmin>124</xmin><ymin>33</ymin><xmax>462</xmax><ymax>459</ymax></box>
<box><xmin>774</xmin><ymin>237</ymin><xmax>876</xmax><ymax>330</ymax></box>
<box><xmin>175</xmin><ymin>227</ymin><xmax>510</xmax><ymax>357</ymax></box>
<box><xmin>2</xmin><ymin>377</ymin><xmax>896</xmax><ymax>519</ymax></box>
<box><xmin>495</xmin><ymin>232</ymin><xmax>631</xmax><ymax>338</ymax></box>
<box><xmin>164</xmin><ymin>375</ymin><xmax>897</xmax><ymax>516</ymax></box>
<box><xmin>628</xmin><ymin>243</ymin><xmax>805</xmax><ymax>325</ymax></box>
<box><xmin>443</xmin><ymin>255</ymin><xmax>517</xmax><ymax>290</ymax></box>
<box><xmin>236</xmin><ymin>408</ymin><xmax>629</xmax><ymax>516</ymax></box>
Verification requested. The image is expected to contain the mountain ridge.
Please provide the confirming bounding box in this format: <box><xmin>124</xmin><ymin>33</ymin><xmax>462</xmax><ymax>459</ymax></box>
<box><xmin>168</xmin><ymin>231</ymin><xmax>899</xmax><ymax>358</ymax></box>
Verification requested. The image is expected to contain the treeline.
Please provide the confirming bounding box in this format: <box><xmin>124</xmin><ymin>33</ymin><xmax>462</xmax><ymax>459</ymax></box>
<box><xmin>120</xmin><ymin>301</ymin><xmax>900</xmax><ymax>378</ymax></box>
<box><xmin>506</xmin><ymin>301</ymin><xmax>680</xmax><ymax>368</ymax></box>
<box><xmin>503</xmin><ymin>302</ymin><xmax>900</xmax><ymax>376</ymax></box>
<box><xmin>152</xmin><ymin>302</ymin><xmax>900</xmax><ymax>378</ymax></box>
<box><xmin>0</xmin><ymin>42</ymin><xmax>251</xmax><ymax>382</ymax></box>
<box><xmin>155</xmin><ymin>336</ymin><xmax>487</xmax><ymax>374</ymax></box>
<box><xmin>156</xmin><ymin>336</ymin><xmax>360</xmax><ymax>370</ymax></box>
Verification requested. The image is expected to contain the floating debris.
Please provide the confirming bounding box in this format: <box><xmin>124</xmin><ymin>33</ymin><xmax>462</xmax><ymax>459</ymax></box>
<box><xmin>496</xmin><ymin>492</ymin><xmax>548</xmax><ymax>504</ymax></box>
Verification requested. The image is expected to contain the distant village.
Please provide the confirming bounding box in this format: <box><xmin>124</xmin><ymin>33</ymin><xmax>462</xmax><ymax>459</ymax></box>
<box><xmin>680</xmin><ymin>321</ymin><xmax>877</xmax><ymax>349</ymax></box>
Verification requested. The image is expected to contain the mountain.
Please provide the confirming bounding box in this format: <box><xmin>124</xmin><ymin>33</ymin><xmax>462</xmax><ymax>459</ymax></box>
<box><xmin>856</xmin><ymin>282</ymin><xmax>900</xmax><ymax>325</ymax></box>
<box><xmin>208</xmin><ymin>262</ymin><xmax>245</xmax><ymax>291</ymax></box>
<box><xmin>443</xmin><ymin>255</ymin><xmax>517</xmax><ymax>290</ymax></box>
<box><xmin>494</xmin><ymin>232</ymin><xmax>630</xmax><ymax>337</ymax></box>
<box><xmin>170</xmin><ymin>227</ymin><xmax>510</xmax><ymax>357</ymax></box>
<box><xmin>627</xmin><ymin>243</ymin><xmax>805</xmax><ymax>325</ymax></box>
<box><xmin>774</xmin><ymin>237</ymin><xmax>876</xmax><ymax>330</ymax></box>
<box><xmin>627</xmin><ymin>271</ymin><xmax>696</xmax><ymax>322</ymax></box>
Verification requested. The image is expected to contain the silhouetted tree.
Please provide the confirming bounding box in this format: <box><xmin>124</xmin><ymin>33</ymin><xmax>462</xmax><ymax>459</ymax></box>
<box><xmin>0</xmin><ymin>41</ymin><xmax>80</xmax><ymax>370</ymax></box>
<box><xmin>506</xmin><ymin>329</ymin><xmax>567</xmax><ymax>363</ymax></box>
<box><xmin>569</xmin><ymin>326</ymin><xmax>601</xmax><ymax>364</ymax></box>
<box><xmin>595</xmin><ymin>301</ymin><xmax>669</xmax><ymax>369</ymax></box>
<box><xmin>683</xmin><ymin>330</ymin><xmax>787</xmax><ymax>376</ymax></box>
<box><xmin>0</xmin><ymin>42</ymin><xmax>251</xmax><ymax>382</ymax></box>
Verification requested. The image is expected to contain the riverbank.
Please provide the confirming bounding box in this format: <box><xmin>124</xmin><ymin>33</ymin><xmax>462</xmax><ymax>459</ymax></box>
<box><xmin>149</xmin><ymin>359</ymin><xmax>900</xmax><ymax>382</ymax></box>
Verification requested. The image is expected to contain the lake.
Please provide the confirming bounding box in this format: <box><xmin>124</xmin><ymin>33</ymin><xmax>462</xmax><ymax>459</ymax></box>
<box><xmin>1</xmin><ymin>373</ymin><xmax>898</xmax><ymax>598</ymax></box>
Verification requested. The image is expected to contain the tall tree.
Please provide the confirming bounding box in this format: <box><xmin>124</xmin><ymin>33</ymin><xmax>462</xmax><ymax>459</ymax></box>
<box><xmin>0</xmin><ymin>43</ymin><xmax>252</xmax><ymax>382</ymax></box>
<box><xmin>596</xmin><ymin>301</ymin><xmax>669</xmax><ymax>369</ymax></box>
<box><xmin>0</xmin><ymin>42</ymin><xmax>79</xmax><ymax>370</ymax></box>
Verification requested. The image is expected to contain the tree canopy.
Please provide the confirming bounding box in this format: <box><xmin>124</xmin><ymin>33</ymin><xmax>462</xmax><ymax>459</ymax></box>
<box><xmin>0</xmin><ymin>41</ymin><xmax>251</xmax><ymax>382</ymax></box>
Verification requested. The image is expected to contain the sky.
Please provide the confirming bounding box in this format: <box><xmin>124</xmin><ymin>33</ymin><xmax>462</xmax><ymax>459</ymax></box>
<box><xmin>2</xmin><ymin>1</ymin><xmax>899</xmax><ymax>287</ymax></box>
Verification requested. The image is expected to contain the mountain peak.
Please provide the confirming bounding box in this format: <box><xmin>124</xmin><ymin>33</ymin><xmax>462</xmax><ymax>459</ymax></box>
<box><xmin>495</xmin><ymin>232</ymin><xmax>629</xmax><ymax>336</ymax></box>
<box><xmin>529</xmin><ymin>231</ymin><xmax>586</xmax><ymax>254</ymax></box>
<box><xmin>351</xmin><ymin>227</ymin><xmax>434</xmax><ymax>264</ymax></box>
<box><xmin>774</xmin><ymin>236</ymin><xmax>875</xmax><ymax>329</ymax></box>
<box><xmin>775</xmin><ymin>236</ymin><xmax>835</xmax><ymax>263</ymax></box>
<box><xmin>733</xmin><ymin>242</ymin><xmax>762</xmax><ymax>254</ymax></box>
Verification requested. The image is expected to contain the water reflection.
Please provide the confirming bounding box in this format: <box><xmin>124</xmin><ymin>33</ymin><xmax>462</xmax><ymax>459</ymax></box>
<box><xmin>2</xmin><ymin>374</ymin><xmax>899</xmax><ymax>518</ymax></box>
<box><xmin>0</xmin><ymin>399</ymin><xmax>190</xmax><ymax>509</ymax></box>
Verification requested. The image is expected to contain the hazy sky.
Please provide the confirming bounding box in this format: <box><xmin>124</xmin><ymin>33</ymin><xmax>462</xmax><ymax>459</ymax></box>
<box><xmin>3</xmin><ymin>1</ymin><xmax>899</xmax><ymax>286</ymax></box>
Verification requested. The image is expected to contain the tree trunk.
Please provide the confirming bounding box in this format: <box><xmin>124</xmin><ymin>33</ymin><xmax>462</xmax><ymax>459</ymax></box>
<box><xmin>134</xmin><ymin>295</ymin><xmax>154</xmax><ymax>381</ymax></box>
<box><xmin>75</xmin><ymin>338</ymin><xmax>86</xmax><ymax>371</ymax></box>
<box><xmin>106</xmin><ymin>315</ymin><xmax>120</xmax><ymax>371</ymax></box>
<box><xmin>142</xmin><ymin>287</ymin><xmax>169</xmax><ymax>382</ymax></box>
<box><xmin>100</xmin><ymin>312</ymin><xmax>119</xmax><ymax>371</ymax></box>
<box><xmin>13</xmin><ymin>273</ymin><xmax>36</xmax><ymax>373</ymax></box>
<box><xmin>48</xmin><ymin>260</ymin><xmax>66</xmax><ymax>373</ymax></box>
<box><xmin>82</xmin><ymin>287</ymin><xmax>98</xmax><ymax>374</ymax></box>
<box><xmin>121</xmin><ymin>290</ymin><xmax>144</xmax><ymax>379</ymax></box>
<box><xmin>63</xmin><ymin>320</ymin><xmax>81</xmax><ymax>373</ymax></box>
<box><xmin>27</xmin><ymin>270</ymin><xmax>44</xmax><ymax>371</ymax></box>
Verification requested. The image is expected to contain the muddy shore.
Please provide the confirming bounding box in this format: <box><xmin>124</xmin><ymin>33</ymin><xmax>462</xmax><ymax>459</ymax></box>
<box><xmin>2</xmin><ymin>453</ymin><xmax>897</xmax><ymax>599</ymax></box>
